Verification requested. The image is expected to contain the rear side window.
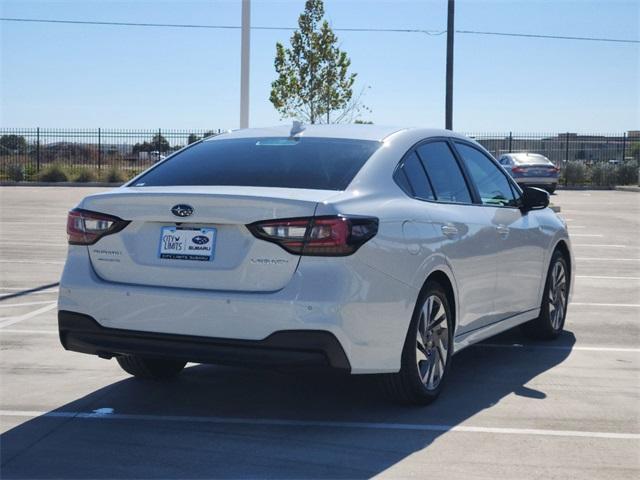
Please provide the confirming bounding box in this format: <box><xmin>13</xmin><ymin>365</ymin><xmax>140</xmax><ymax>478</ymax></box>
<box><xmin>416</xmin><ymin>142</ymin><xmax>472</xmax><ymax>204</ymax></box>
<box><xmin>455</xmin><ymin>143</ymin><xmax>518</xmax><ymax>207</ymax></box>
<box><xmin>395</xmin><ymin>152</ymin><xmax>435</xmax><ymax>200</ymax></box>
<box><xmin>133</xmin><ymin>137</ymin><xmax>381</xmax><ymax>191</ymax></box>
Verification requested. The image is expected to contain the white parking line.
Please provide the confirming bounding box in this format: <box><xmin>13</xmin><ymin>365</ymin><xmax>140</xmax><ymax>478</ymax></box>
<box><xmin>576</xmin><ymin>257</ymin><xmax>640</xmax><ymax>261</ymax></box>
<box><xmin>0</xmin><ymin>260</ymin><xmax>64</xmax><ymax>265</ymax></box>
<box><xmin>0</xmin><ymin>410</ymin><xmax>637</xmax><ymax>440</ymax></box>
<box><xmin>0</xmin><ymin>303</ymin><xmax>57</xmax><ymax>328</ymax></box>
<box><xmin>478</xmin><ymin>343</ymin><xmax>640</xmax><ymax>353</ymax></box>
<box><xmin>0</xmin><ymin>300</ymin><xmax>59</xmax><ymax>309</ymax></box>
<box><xmin>0</xmin><ymin>329</ymin><xmax>58</xmax><ymax>334</ymax></box>
<box><xmin>573</xmin><ymin>244</ymin><xmax>634</xmax><ymax>248</ymax></box>
<box><xmin>0</xmin><ymin>242</ymin><xmax>65</xmax><ymax>247</ymax></box>
<box><xmin>576</xmin><ymin>275</ymin><xmax>640</xmax><ymax>280</ymax></box>
<box><xmin>0</xmin><ymin>290</ymin><xmax>58</xmax><ymax>299</ymax></box>
<box><xmin>571</xmin><ymin>302</ymin><xmax>640</xmax><ymax>308</ymax></box>
<box><xmin>0</xmin><ymin>286</ymin><xmax>58</xmax><ymax>291</ymax></box>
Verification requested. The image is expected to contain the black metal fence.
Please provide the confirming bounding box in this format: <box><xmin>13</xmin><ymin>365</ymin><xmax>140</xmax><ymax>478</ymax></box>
<box><xmin>0</xmin><ymin>128</ymin><xmax>638</xmax><ymax>185</ymax></box>
<box><xmin>0</xmin><ymin>128</ymin><xmax>224</xmax><ymax>182</ymax></box>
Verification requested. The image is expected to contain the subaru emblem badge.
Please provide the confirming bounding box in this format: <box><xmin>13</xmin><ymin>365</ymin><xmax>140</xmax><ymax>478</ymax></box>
<box><xmin>171</xmin><ymin>204</ymin><xmax>194</xmax><ymax>217</ymax></box>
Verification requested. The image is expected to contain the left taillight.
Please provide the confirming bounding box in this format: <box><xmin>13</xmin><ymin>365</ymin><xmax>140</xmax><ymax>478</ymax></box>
<box><xmin>67</xmin><ymin>208</ymin><xmax>129</xmax><ymax>245</ymax></box>
<box><xmin>247</xmin><ymin>215</ymin><xmax>378</xmax><ymax>256</ymax></box>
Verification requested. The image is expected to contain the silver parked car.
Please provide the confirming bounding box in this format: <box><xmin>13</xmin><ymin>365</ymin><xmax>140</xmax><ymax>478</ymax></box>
<box><xmin>498</xmin><ymin>152</ymin><xmax>560</xmax><ymax>194</ymax></box>
<box><xmin>58</xmin><ymin>125</ymin><xmax>573</xmax><ymax>405</ymax></box>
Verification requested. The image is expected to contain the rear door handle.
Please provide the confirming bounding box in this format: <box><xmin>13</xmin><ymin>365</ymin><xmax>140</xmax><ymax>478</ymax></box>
<box><xmin>496</xmin><ymin>225</ymin><xmax>510</xmax><ymax>239</ymax></box>
<box><xmin>441</xmin><ymin>224</ymin><xmax>459</xmax><ymax>238</ymax></box>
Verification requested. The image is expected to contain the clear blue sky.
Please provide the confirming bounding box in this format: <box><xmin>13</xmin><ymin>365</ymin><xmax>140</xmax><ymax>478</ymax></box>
<box><xmin>1</xmin><ymin>0</ymin><xmax>638</xmax><ymax>132</ymax></box>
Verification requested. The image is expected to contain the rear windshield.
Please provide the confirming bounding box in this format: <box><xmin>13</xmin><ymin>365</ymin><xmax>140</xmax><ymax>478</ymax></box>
<box><xmin>512</xmin><ymin>154</ymin><xmax>551</xmax><ymax>165</ymax></box>
<box><xmin>132</xmin><ymin>137</ymin><xmax>381</xmax><ymax>190</ymax></box>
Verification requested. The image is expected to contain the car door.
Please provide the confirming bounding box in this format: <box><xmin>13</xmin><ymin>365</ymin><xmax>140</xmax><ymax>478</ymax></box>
<box><xmin>412</xmin><ymin>141</ymin><xmax>500</xmax><ymax>334</ymax></box>
<box><xmin>454</xmin><ymin>142</ymin><xmax>546</xmax><ymax>319</ymax></box>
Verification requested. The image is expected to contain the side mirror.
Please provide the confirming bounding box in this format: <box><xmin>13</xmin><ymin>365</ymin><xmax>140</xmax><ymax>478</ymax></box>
<box><xmin>521</xmin><ymin>186</ymin><xmax>550</xmax><ymax>211</ymax></box>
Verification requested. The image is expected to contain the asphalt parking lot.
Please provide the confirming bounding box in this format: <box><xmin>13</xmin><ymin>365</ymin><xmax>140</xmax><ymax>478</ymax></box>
<box><xmin>0</xmin><ymin>187</ymin><xmax>638</xmax><ymax>479</ymax></box>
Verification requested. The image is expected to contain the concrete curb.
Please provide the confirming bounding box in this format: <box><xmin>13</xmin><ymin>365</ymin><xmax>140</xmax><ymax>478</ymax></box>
<box><xmin>0</xmin><ymin>182</ymin><xmax>123</xmax><ymax>187</ymax></box>
<box><xmin>557</xmin><ymin>185</ymin><xmax>614</xmax><ymax>191</ymax></box>
<box><xmin>615</xmin><ymin>186</ymin><xmax>640</xmax><ymax>193</ymax></box>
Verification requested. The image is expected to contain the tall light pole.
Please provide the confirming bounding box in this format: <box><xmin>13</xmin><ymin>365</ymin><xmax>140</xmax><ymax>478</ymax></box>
<box><xmin>445</xmin><ymin>0</ymin><xmax>455</xmax><ymax>130</ymax></box>
<box><xmin>240</xmin><ymin>0</ymin><xmax>251</xmax><ymax>129</ymax></box>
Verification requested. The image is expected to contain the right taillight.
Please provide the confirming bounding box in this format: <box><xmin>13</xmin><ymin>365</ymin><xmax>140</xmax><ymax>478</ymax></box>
<box><xmin>248</xmin><ymin>215</ymin><xmax>378</xmax><ymax>256</ymax></box>
<box><xmin>67</xmin><ymin>208</ymin><xmax>129</xmax><ymax>245</ymax></box>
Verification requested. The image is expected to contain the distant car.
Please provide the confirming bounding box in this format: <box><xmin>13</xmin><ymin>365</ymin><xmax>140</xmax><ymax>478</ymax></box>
<box><xmin>58</xmin><ymin>125</ymin><xmax>573</xmax><ymax>405</ymax></box>
<box><xmin>498</xmin><ymin>153</ymin><xmax>560</xmax><ymax>194</ymax></box>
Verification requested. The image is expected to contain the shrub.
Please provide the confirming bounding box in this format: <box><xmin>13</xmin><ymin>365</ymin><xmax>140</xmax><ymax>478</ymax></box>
<box><xmin>103</xmin><ymin>166</ymin><xmax>127</xmax><ymax>183</ymax></box>
<box><xmin>563</xmin><ymin>161</ymin><xmax>586</xmax><ymax>185</ymax></box>
<box><xmin>616</xmin><ymin>162</ymin><xmax>639</xmax><ymax>185</ymax></box>
<box><xmin>24</xmin><ymin>164</ymin><xmax>38</xmax><ymax>180</ymax></box>
<box><xmin>74</xmin><ymin>167</ymin><xmax>99</xmax><ymax>183</ymax></box>
<box><xmin>590</xmin><ymin>162</ymin><xmax>616</xmax><ymax>187</ymax></box>
<box><xmin>39</xmin><ymin>163</ymin><xmax>69</xmax><ymax>182</ymax></box>
<box><xmin>6</xmin><ymin>164</ymin><xmax>25</xmax><ymax>181</ymax></box>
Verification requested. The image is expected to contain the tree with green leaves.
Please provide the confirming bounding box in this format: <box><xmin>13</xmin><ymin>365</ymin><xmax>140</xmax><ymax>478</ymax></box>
<box><xmin>0</xmin><ymin>134</ymin><xmax>27</xmax><ymax>155</ymax></box>
<box><xmin>270</xmin><ymin>0</ymin><xmax>369</xmax><ymax>124</ymax></box>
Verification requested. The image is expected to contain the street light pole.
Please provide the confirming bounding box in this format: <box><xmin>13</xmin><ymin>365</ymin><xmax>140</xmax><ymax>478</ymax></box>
<box><xmin>240</xmin><ymin>0</ymin><xmax>251</xmax><ymax>129</ymax></box>
<box><xmin>445</xmin><ymin>0</ymin><xmax>455</xmax><ymax>130</ymax></box>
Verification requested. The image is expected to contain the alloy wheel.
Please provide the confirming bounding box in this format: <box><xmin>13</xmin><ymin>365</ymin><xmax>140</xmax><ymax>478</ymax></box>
<box><xmin>548</xmin><ymin>261</ymin><xmax>567</xmax><ymax>330</ymax></box>
<box><xmin>416</xmin><ymin>295</ymin><xmax>449</xmax><ymax>390</ymax></box>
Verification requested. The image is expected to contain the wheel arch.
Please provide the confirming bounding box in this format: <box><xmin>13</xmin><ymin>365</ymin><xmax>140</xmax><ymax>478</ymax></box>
<box><xmin>553</xmin><ymin>238</ymin><xmax>573</xmax><ymax>298</ymax></box>
<box><xmin>420</xmin><ymin>269</ymin><xmax>458</xmax><ymax>333</ymax></box>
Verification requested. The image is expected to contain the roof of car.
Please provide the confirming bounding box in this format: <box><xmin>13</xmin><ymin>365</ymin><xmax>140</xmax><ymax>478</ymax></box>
<box><xmin>206</xmin><ymin>124</ymin><xmax>466</xmax><ymax>143</ymax></box>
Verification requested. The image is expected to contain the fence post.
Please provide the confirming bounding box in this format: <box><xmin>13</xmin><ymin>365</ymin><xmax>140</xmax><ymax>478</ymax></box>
<box><xmin>36</xmin><ymin>127</ymin><xmax>41</xmax><ymax>173</ymax></box>
<box><xmin>564</xmin><ymin>133</ymin><xmax>570</xmax><ymax>186</ymax></box>
<box><xmin>508</xmin><ymin>132</ymin><xmax>513</xmax><ymax>153</ymax></box>
<box><xmin>97</xmin><ymin>128</ymin><xmax>102</xmax><ymax>171</ymax></box>
<box><xmin>621</xmin><ymin>132</ymin><xmax>626</xmax><ymax>163</ymax></box>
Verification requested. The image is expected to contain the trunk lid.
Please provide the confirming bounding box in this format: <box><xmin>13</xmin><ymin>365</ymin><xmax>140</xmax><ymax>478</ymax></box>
<box><xmin>80</xmin><ymin>186</ymin><xmax>339</xmax><ymax>292</ymax></box>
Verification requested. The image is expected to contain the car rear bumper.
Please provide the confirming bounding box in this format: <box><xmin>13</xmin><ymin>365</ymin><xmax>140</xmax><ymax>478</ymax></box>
<box><xmin>514</xmin><ymin>177</ymin><xmax>557</xmax><ymax>185</ymax></box>
<box><xmin>58</xmin><ymin>245</ymin><xmax>416</xmax><ymax>374</ymax></box>
<box><xmin>59</xmin><ymin>310</ymin><xmax>350</xmax><ymax>371</ymax></box>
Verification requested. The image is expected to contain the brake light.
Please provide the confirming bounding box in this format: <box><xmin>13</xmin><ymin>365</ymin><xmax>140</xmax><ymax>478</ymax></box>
<box><xmin>551</xmin><ymin>166</ymin><xmax>560</xmax><ymax>173</ymax></box>
<box><xmin>67</xmin><ymin>209</ymin><xmax>129</xmax><ymax>245</ymax></box>
<box><xmin>248</xmin><ymin>216</ymin><xmax>378</xmax><ymax>256</ymax></box>
<box><xmin>511</xmin><ymin>166</ymin><xmax>526</xmax><ymax>174</ymax></box>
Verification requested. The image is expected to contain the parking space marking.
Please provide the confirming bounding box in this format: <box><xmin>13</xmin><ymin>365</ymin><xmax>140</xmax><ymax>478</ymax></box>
<box><xmin>573</xmin><ymin>244</ymin><xmax>635</xmax><ymax>248</ymax></box>
<box><xmin>0</xmin><ymin>242</ymin><xmax>65</xmax><ymax>247</ymax></box>
<box><xmin>0</xmin><ymin>260</ymin><xmax>64</xmax><ymax>265</ymax></box>
<box><xmin>0</xmin><ymin>410</ymin><xmax>637</xmax><ymax>440</ymax></box>
<box><xmin>576</xmin><ymin>275</ymin><xmax>640</xmax><ymax>280</ymax></box>
<box><xmin>0</xmin><ymin>329</ymin><xmax>58</xmax><ymax>334</ymax></box>
<box><xmin>0</xmin><ymin>290</ymin><xmax>58</xmax><ymax>299</ymax></box>
<box><xmin>478</xmin><ymin>343</ymin><xmax>640</xmax><ymax>353</ymax></box>
<box><xmin>571</xmin><ymin>302</ymin><xmax>640</xmax><ymax>308</ymax></box>
<box><xmin>576</xmin><ymin>257</ymin><xmax>640</xmax><ymax>261</ymax></box>
<box><xmin>0</xmin><ymin>303</ymin><xmax>57</xmax><ymax>328</ymax></box>
<box><xmin>0</xmin><ymin>300</ymin><xmax>59</xmax><ymax>309</ymax></box>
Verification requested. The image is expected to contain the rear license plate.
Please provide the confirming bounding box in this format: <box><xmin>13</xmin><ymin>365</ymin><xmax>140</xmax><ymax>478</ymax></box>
<box><xmin>159</xmin><ymin>227</ymin><xmax>216</xmax><ymax>261</ymax></box>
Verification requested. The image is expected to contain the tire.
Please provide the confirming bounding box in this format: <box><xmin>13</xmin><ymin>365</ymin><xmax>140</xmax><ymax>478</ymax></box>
<box><xmin>382</xmin><ymin>282</ymin><xmax>454</xmax><ymax>405</ymax></box>
<box><xmin>522</xmin><ymin>250</ymin><xmax>569</xmax><ymax>340</ymax></box>
<box><xmin>546</xmin><ymin>184</ymin><xmax>557</xmax><ymax>194</ymax></box>
<box><xmin>116</xmin><ymin>355</ymin><xmax>186</xmax><ymax>380</ymax></box>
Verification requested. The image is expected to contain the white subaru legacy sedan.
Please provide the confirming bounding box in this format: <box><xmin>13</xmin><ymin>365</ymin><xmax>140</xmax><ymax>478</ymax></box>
<box><xmin>58</xmin><ymin>125</ymin><xmax>573</xmax><ymax>404</ymax></box>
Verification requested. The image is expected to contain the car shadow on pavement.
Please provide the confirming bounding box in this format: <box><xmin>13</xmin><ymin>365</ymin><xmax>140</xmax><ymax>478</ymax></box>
<box><xmin>1</xmin><ymin>329</ymin><xmax>576</xmax><ymax>479</ymax></box>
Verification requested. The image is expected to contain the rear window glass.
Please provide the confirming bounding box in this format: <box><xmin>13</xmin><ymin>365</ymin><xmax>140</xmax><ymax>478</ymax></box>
<box><xmin>513</xmin><ymin>154</ymin><xmax>551</xmax><ymax>165</ymax></box>
<box><xmin>133</xmin><ymin>137</ymin><xmax>381</xmax><ymax>190</ymax></box>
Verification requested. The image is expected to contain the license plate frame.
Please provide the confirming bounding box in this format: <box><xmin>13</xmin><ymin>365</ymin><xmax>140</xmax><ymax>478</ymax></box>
<box><xmin>158</xmin><ymin>226</ymin><xmax>216</xmax><ymax>262</ymax></box>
